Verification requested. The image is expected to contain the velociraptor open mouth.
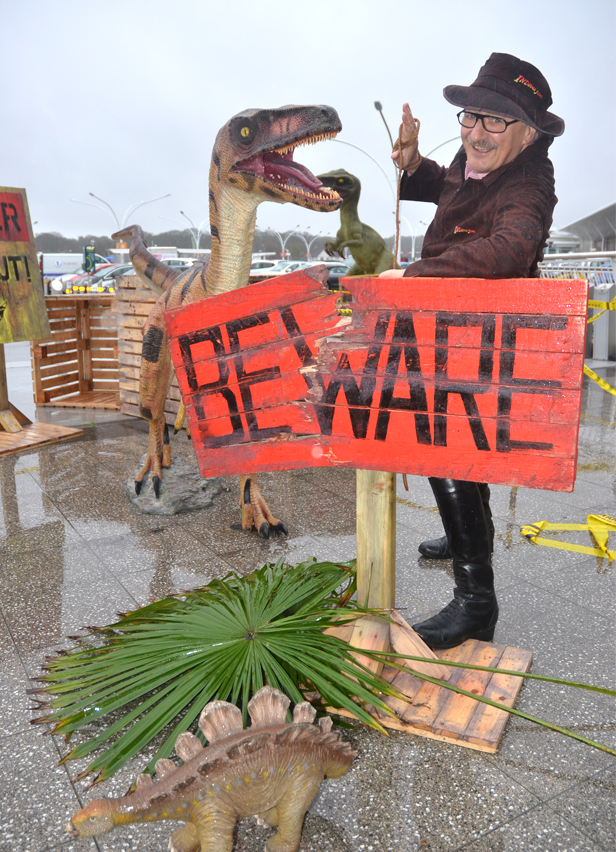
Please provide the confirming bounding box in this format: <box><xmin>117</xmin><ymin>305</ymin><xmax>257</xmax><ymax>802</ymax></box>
<box><xmin>233</xmin><ymin>132</ymin><xmax>341</xmax><ymax>202</ymax></box>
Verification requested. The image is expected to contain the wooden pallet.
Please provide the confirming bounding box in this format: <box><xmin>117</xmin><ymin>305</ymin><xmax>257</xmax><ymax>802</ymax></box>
<box><xmin>0</xmin><ymin>421</ymin><xmax>84</xmax><ymax>456</ymax></box>
<box><xmin>115</xmin><ymin>276</ymin><xmax>182</xmax><ymax>423</ymax></box>
<box><xmin>330</xmin><ymin>636</ymin><xmax>532</xmax><ymax>753</ymax></box>
<box><xmin>43</xmin><ymin>390</ymin><xmax>120</xmax><ymax>409</ymax></box>
<box><xmin>32</xmin><ymin>296</ymin><xmax>120</xmax><ymax>410</ymax></box>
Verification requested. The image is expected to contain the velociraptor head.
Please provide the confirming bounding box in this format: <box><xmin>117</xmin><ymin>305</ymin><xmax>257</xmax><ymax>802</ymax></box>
<box><xmin>213</xmin><ymin>105</ymin><xmax>343</xmax><ymax>212</ymax></box>
<box><xmin>316</xmin><ymin>168</ymin><xmax>361</xmax><ymax>202</ymax></box>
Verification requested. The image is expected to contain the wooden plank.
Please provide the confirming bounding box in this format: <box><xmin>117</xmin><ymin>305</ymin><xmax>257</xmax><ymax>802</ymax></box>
<box><xmin>38</xmin><ymin>391</ymin><xmax>119</xmax><ymax>410</ymax></box>
<box><xmin>0</xmin><ymin>422</ymin><xmax>84</xmax><ymax>455</ymax></box>
<box><xmin>464</xmin><ymin>646</ymin><xmax>533</xmax><ymax>748</ymax></box>
<box><xmin>328</xmin><ymin>638</ymin><xmax>531</xmax><ymax>753</ymax></box>
<box><xmin>389</xmin><ymin>609</ymin><xmax>450</xmax><ymax>681</ymax></box>
<box><xmin>400</xmin><ymin>641</ymin><xmax>476</xmax><ymax>728</ymax></box>
<box><xmin>343</xmin><ymin>277</ymin><xmax>588</xmax><ymax>315</ymax></box>
<box><xmin>356</xmin><ymin>469</ymin><xmax>396</xmax><ymax>611</ymax></box>
<box><xmin>0</xmin><ymin>187</ymin><xmax>51</xmax><ymax>343</ymax></box>
<box><xmin>165</xmin><ymin>273</ymin><xmax>585</xmax><ymax>491</ymax></box>
<box><xmin>348</xmin><ymin>616</ymin><xmax>391</xmax><ymax>678</ymax></box>
<box><xmin>431</xmin><ymin>642</ymin><xmax>505</xmax><ymax>738</ymax></box>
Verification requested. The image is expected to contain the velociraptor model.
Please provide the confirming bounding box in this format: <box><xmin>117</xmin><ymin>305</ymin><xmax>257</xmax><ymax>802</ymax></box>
<box><xmin>67</xmin><ymin>686</ymin><xmax>355</xmax><ymax>852</ymax></box>
<box><xmin>317</xmin><ymin>168</ymin><xmax>394</xmax><ymax>275</ymax></box>
<box><xmin>113</xmin><ymin>105</ymin><xmax>342</xmax><ymax>537</ymax></box>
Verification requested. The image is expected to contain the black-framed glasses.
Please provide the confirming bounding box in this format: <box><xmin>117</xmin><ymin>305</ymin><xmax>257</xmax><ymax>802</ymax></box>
<box><xmin>457</xmin><ymin>111</ymin><xmax>519</xmax><ymax>134</ymax></box>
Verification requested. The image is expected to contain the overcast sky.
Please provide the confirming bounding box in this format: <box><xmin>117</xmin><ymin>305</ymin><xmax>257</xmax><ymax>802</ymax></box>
<box><xmin>2</xmin><ymin>0</ymin><xmax>614</xmax><ymax>246</ymax></box>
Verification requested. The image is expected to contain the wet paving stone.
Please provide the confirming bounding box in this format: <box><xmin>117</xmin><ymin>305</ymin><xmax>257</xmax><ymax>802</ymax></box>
<box><xmin>0</xmin><ymin>363</ymin><xmax>613</xmax><ymax>850</ymax></box>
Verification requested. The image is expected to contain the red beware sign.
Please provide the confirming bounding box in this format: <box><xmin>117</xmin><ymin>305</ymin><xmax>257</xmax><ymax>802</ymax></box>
<box><xmin>165</xmin><ymin>271</ymin><xmax>587</xmax><ymax>492</ymax></box>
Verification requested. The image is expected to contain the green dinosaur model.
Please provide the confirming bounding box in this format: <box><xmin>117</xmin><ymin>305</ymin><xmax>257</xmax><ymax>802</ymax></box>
<box><xmin>67</xmin><ymin>686</ymin><xmax>355</xmax><ymax>852</ymax></box>
<box><xmin>316</xmin><ymin>168</ymin><xmax>395</xmax><ymax>275</ymax></box>
<box><xmin>112</xmin><ymin>105</ymin><xmax>342</xmax><ymax>537</ymax></box>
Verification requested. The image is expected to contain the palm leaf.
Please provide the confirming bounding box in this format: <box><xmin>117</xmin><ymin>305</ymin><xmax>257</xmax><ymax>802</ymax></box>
<box><xmin>33</xmin><ymin>558</ymin><xmax>394</xmax><ymax>783</ymax></box>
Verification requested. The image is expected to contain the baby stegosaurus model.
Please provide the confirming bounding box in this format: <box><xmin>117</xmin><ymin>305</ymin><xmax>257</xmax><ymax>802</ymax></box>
<box><xmin>67</xmin><ymin>686</ymin><xmax>355</xmax><ymax>852</ymax></box>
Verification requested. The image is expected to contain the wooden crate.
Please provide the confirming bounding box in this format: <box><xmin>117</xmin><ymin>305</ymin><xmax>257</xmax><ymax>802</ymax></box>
<box><xmin>32</xmin><ymin>296</ymin><xmax>119</xmax><ymax>409</ymax></box>
<box><xmin>115</xmin><ymin>275</ymin><xmax>182</xmax><ymax>424</ymax></box>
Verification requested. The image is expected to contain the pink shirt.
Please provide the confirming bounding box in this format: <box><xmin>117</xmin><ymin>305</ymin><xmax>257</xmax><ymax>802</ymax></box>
<box><xmin>465</xmin><ymin>163</ymin><xmax>490</xmax><ymax>180</ymax></box>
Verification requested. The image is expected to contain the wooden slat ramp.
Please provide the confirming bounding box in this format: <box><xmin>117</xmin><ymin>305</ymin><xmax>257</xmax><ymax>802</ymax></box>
<box><xmin>0</xmin><ymin>420</ymin><xmax>84</xmax><ymax>456</ymax></box>
<box><xmin>326</xmin><ymin>617</ymin><xmax>532</xmax><ymax>753</ymax></box>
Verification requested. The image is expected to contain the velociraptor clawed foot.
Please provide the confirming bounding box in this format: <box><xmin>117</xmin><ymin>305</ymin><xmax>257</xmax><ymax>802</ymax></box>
<box><xmin>239</xmin><ymin>475</ymin><xmax>288</xmax><ymax>539</ymax></box>
<box><xmin>135</xmin><ymin>420</ymin><xmax>172</xmax><ymax>498</ymax></box>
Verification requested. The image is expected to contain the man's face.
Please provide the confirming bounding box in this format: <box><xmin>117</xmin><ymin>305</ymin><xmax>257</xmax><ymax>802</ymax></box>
<box><xmin>461</xmin><ymin>110</ymin><xmax>537</xmax><ymax>173</ymax></box>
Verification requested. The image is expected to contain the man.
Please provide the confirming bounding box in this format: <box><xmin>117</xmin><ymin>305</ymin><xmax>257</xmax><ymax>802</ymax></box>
<box><xmin>382</xmin><ymin>53</ymin><xmax>564</xmax><ymax>650</ymax></box>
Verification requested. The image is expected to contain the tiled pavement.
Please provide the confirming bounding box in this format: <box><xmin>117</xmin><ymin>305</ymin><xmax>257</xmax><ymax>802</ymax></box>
<box><xmin>0</xmin><ymin>344</ymin><xmax>614</xmax><ymax>851</ymax></box>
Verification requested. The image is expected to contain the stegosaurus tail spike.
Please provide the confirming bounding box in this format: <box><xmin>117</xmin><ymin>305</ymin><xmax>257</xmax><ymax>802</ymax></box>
<box><xmin>319</xmin><ymin>716</ymin><xmax>333</xmax><ymax>734</ymax></box>
<box><xmin>292</xmin><ymin>702</ymin><xmax>317</xmax><ymax>725</ymax></box>
<box><xmin>199</xmin><ymin>700</ymin><xmax>243</xmax><ymax>743</ymax></box>
<box><xmin>248</xmin><ymin>686</ymin><xmax>290</xmax><ymax>728</ymax></box>
<box><xmin>155</xmin><ymin>758</ymin><xmax>177</xmax><ymax>778</ymax></box>
<box><xmin>175</xmin><ymin>731</ymin><xmax>204</xmax><ymax>762</ymax></box>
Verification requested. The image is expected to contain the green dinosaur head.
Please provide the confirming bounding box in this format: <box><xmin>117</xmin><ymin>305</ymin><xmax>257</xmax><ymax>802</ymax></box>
<box><xmin>316</xmin><ymin>168</ymin><xmax>361</xmax><ymax>201</ymax></box>
<box><xmin>213</xmin><ymin>105</ymin><xmax>344</xmax><ymax>212</ymax></box>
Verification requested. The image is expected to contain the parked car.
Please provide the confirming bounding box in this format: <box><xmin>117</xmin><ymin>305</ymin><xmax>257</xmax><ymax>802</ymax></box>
<box><xmin>250</xmin><ymin>259</ymin><xmax>279</xmax><ymax>272</ymax></box>
<box><xmin>63</xmin><ymin>258</ymin><xmax>196</xmax><ymax>294</ymax></box>
<box><xmin>251</xmin><ymin>260</ymin><xmax>315</xmax><ymax>279</ymax></box>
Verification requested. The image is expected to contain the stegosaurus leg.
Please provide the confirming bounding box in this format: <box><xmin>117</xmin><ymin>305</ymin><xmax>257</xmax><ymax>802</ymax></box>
<box><xmin>239</xmin><ymin>475</ymin><xmax>288</xmax><ymax>539</ymax></box>
<box><xmin>194</xmin><ymin>810</ymin><xmax>236</xmax><ymax>852</ymax></box>
<box><xmin>169</xmin><ymin>821</ymin><xmax>200</xmax><ymax>852</ymax></box>
<box><xmin>266</xmin><ymin>773</ymin><xmax>323</xmax><ymax>852</ymax></box>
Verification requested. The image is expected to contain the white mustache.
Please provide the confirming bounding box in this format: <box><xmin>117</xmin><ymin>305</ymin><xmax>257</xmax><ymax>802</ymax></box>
<box><xmin>469</xmin><ymin>141</ymin><xmax>496</xmax><ymax>152</ymax></box>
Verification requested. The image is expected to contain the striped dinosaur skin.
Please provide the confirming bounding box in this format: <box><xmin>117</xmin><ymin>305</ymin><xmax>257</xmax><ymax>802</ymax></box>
<box><xmin>113</xmin><ymin>105</ymin><xmax>342</xmax><ymax>536</ymax></box>
<box><xmin>67</xmin><ymin>687</ymin><xmax>355</xmax><ymax>852</ymax></box>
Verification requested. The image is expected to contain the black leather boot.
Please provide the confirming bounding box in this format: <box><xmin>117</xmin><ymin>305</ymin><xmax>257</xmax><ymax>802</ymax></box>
<box><xmin>412</xmin><ymin>478</ymin><xmax>498</xmax><ymax>649</ymax></box>
<box><xmin>418</xmin><ymin>483</ymin><xmax>494</xmax><ymax>560</ymax></box>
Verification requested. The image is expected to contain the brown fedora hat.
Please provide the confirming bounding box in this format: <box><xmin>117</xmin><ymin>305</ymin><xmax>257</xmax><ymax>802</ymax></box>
<box><xmin>444</xmin><ymin>53</ymin><xmax>564</xmax><ymax>137</ymax></box>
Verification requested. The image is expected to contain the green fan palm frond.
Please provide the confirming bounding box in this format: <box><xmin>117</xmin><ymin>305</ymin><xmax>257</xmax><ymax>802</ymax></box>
<box><xmin>32</xmin><ymin>558</ymin><xmax>398</xmax><ymax>784</ymax></box>
<box><xmin>31</xmin><ymin>557</ymin><xmax>616</xmax><ymax>785</ymax></box>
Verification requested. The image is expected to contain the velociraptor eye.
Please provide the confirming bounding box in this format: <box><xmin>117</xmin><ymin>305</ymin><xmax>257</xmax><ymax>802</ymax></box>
<box><xmin>234</xmin><ymin>118</ymin><xmax>257</xmax><ymax>145</ymax></box>
<box><xmin>338</xmin><ymin>178</ymin><xmax>345</xmax><ymax>183</ymax></box>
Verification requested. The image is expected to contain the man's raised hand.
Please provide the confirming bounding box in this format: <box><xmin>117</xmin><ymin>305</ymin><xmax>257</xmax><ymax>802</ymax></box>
<box><xmin>391</xmin><ymin>103</ymin><xmax>421</xmax><ymax>172</ymax></box>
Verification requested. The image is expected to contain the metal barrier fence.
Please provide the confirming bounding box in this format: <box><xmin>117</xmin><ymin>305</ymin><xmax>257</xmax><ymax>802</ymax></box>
<box><xmin>539</xmin><ymin>252</ymin><xmax>615</xmax><ymax>361</ymax></box>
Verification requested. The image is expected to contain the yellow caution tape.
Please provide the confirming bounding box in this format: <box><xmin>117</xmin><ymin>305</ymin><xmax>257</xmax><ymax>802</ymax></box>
<box><xmin>583</xmin><ymin>365</ymin><xmax>616</xmax><ymax>396</ymax></box>
<box><xmin>521</xmin><ymin>514</ymin><xmax>616</xmax><ymax>562</ymax></box>
<box><xmin>587</xmin><ymin>295</ymin><xmax>616</xmax><ymax>324</ymax></box>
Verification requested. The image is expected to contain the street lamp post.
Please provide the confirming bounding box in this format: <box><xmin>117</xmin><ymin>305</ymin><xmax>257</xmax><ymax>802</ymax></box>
<box><xmin>399</xmin><ymin>216</ymin><xmax>424</xmax><ymax>262</ymax></box>
<box><xmin>71</xmin><ymin>192</ymin><xmax>172</xmax><ymax>235</ymax></box>
<box><xmin>159</xmin><ymin>212</ymin><xmax>209</xmax><ymax>249</ymax></box>
<box><xmin>266</xmin><ymin>227</ymin><xmax>304</xmax><ymax>259</ymax></box>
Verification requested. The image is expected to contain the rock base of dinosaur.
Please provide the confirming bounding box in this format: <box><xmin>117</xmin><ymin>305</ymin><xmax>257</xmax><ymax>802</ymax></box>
<box><xmin>125</xmin><ymin>454</ymin><xmax>223</xmax><ymax>515</ymax></box>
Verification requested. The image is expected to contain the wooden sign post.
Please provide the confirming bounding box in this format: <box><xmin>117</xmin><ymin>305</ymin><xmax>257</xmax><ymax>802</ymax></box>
<box><xmin>165</xmin><ymin>268</ymin><xmax>587</xmax><ymax>750</ymax></box>
<box><xmin>0</xmin><ymin>187</ymin><xmax>83</xmax><ymax>453</ymax></box>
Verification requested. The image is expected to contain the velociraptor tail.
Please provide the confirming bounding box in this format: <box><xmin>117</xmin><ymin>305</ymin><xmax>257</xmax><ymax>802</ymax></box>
<box><xmin>112</xmin><ymin>225</ymin><xmax>182</xmax><ymax>296</ymax></box>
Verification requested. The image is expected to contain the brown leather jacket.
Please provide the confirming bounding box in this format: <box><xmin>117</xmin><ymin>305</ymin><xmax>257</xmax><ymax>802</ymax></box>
<box><xmin>400</xmin><ymin>136</ymin><xmax>557</xmax><ymax>278</ymax></box>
